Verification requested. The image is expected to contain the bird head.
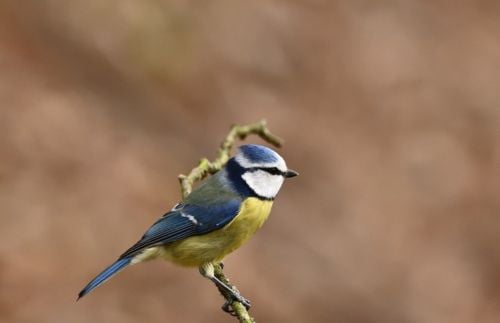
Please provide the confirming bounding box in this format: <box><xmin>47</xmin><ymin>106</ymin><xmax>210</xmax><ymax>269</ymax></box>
<box><xmin>232</xmin><ymin>144</ymin><xmax>298</xmax><ymax>199</ymax></box>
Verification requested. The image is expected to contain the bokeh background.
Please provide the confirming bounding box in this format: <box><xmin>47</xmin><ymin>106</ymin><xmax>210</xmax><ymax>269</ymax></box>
<box><xmin>1</xmin><ymin>1</ymin><xmax>499</xmax><ymax>322</ymax></box>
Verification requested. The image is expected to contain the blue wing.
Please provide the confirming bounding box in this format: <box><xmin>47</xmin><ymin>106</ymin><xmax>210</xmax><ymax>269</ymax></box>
<box><xmin>118</xmin><ymin>199</ymin><xmax>241</xmax><ymax>259</ymax></box>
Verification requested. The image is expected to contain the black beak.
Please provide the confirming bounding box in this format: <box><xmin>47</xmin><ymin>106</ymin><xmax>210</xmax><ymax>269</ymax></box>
<box><xmin>284</xmin><ymin>169</ymin><xmax>299</xmax><ymax>178</ymax></box>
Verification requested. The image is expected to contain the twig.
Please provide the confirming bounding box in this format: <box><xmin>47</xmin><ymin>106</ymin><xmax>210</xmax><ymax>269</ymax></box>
<box><xmin>178</xmin><ymin>120</ymin><xmax>283</xmax><ymax>322</ymax></box>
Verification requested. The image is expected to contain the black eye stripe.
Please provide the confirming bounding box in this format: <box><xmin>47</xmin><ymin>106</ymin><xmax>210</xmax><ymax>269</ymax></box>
<box><xmin>248</xmin><ymin>167</ymin><xmax>284</xmax><ymax>176</ymax></box>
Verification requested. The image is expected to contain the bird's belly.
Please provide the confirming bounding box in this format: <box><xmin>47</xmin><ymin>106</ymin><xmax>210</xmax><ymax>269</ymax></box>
<box><xmin>160</xmin><ymin>198</ymin><xmax>273</xmax><ymax>267</ymax></box>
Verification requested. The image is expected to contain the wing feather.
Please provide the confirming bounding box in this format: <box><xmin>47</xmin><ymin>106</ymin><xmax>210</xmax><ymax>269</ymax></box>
<box><xmin>119</xmin><ymin>200</ymin><xmax>241</xmax><ymax>259</ymax></box>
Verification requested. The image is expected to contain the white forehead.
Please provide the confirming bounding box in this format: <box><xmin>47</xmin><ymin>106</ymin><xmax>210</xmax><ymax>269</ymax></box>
<box><xmin>234</xmin><ymin>145</ymin><xmax>287</xmax><ymax>171</ymax></box>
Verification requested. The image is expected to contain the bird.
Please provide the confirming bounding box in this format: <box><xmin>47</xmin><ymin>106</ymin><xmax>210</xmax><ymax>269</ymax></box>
<box><xmin>77</xmin><ymin>144</ymin><xmax>298</xmax><ymax>311</ymax></box>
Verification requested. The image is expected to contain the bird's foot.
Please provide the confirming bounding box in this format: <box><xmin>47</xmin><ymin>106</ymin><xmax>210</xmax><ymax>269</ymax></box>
<box><xmin>221</xmin><ymin>291</ymin><xmax>251</xmax><ymax>314</ymax></box>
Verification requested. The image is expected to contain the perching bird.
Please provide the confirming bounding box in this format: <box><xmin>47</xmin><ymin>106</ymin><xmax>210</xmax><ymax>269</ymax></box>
<box><xmin>78</xmin><ymin>144</ymin><xmax>298</xmax><ymax>310</ymax></box>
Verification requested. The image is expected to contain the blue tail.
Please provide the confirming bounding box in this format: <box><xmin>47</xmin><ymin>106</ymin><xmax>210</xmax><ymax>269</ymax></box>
<box><xmin>78</xmin><ymin>257</ymin><xmax>132</xmax><ymax>300</ymax></box>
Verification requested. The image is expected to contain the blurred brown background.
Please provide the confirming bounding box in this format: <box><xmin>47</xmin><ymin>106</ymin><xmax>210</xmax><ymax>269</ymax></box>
<box><xmin>1</xmin><ymin>1</ymin><xmax>499</xmax><ymax>322</ymax></box>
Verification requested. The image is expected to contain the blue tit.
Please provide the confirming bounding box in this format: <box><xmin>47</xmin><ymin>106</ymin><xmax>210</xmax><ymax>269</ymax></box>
<box><xmin>78</xmin><ymin>144</ymin><xmax>298</xmax><ymax>308</ymax></box>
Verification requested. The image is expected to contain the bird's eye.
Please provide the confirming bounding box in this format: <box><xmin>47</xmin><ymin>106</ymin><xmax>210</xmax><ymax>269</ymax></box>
<box><xmin>247</xmin><ymin>166</ymin><xmax>283</xmax><ymax>176</ymax></box>
<box><xmin>263</xmin><ymin>167</ymin><xmax>282</xmax><ymax>175</ymax></box>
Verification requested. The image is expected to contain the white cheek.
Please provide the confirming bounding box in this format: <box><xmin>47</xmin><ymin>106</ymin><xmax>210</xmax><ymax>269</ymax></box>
<box><xmin>242</xmin><ymin>171</ymin><xmax>284</xmax><ymax>199</ymax></box>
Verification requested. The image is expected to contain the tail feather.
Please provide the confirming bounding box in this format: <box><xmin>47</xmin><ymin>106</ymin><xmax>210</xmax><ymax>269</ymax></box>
<box><xmin>78</xmin><ymin>257</ymin><xmax>132</xmax><ymax>300</ymax></box>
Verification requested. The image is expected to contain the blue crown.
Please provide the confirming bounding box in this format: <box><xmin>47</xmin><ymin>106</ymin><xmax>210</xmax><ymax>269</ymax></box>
<box><xmin>238</xmin><ymin>144</ymin><xmax>279</xmax><ymax>163</ymax></box>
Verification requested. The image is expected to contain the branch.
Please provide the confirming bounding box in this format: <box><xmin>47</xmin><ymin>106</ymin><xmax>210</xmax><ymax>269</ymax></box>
<box><xmin>178</xmin><ymin>119</ymin><xmax>283</xmax><ymax>196</ymax></box>
<box><xmin>178</xmin><ymin>120</ymin><xmax>283</xmax><ymax>322</ymax></box>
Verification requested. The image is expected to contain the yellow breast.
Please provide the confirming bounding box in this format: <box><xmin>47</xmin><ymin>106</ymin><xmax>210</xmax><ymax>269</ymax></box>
<box><xmin>159</xmin><ymin>198</ymin><xmax>273</xmax><ymax>267</ymax></box>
